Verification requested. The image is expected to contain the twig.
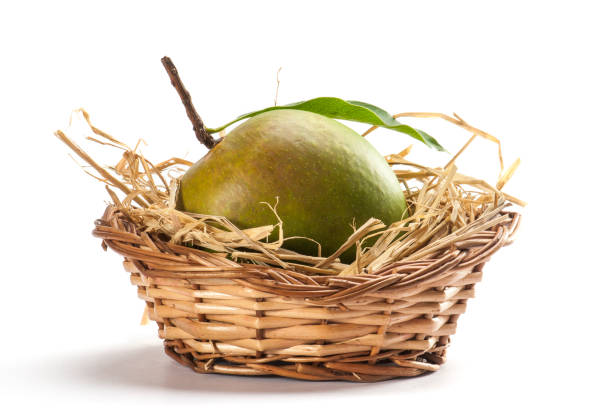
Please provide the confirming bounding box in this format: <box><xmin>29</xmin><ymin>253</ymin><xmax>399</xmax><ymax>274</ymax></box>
<box><xmin>161</xmin><ymin>56</ymin><xmax>219</xmax><ymax>149</ymax></box>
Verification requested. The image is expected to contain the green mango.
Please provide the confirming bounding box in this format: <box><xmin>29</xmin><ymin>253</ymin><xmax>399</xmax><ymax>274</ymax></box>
<box><xmin>177</xmin><ymin>109</ymin><xmax>407</xmax><ymax>263</ymax></box>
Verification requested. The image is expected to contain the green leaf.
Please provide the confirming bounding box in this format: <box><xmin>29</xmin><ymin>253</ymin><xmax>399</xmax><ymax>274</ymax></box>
<box><xmin>206</xmin><ymin>97</ymin><xmax>445</xmax><ymax>151</ymax></box>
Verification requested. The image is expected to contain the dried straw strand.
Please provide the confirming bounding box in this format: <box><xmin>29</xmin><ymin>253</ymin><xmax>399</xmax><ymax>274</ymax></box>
<box><xmin>56</xmin><ymin>109</ymin><xmax>523</xmax><ymax>278</ymax></box>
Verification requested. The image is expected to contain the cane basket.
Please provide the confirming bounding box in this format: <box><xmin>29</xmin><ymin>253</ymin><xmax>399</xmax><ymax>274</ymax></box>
<box><xmin>93</xmin><ymin>204</ymin><xmax>520</xmax><ymax>382</ymax></box>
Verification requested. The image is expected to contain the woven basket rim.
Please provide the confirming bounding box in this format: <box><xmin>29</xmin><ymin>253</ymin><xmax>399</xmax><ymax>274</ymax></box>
<box><xmin>93</xmin><ymin>205</ymin><xmax>520</xmax><ymax>304</ymax></box>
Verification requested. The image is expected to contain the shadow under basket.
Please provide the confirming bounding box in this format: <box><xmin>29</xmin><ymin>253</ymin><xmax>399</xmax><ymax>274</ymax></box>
<box><xmin>94</xmin><ymin>205</ymin><xmax>520</xmax><ymax>382</ymax></box>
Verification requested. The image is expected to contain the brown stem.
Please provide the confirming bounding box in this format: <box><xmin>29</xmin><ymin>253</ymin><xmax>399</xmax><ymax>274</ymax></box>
<box><xmin>161</xmin><ymin>56</ymin><xmax>219</xmax><ymax>149</ymax></box>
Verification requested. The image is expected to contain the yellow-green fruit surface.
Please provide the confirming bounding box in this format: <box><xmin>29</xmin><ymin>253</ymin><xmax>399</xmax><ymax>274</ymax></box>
<box><xmin>177</xmin><ymin>109</ymin><xmax>407</xmax><ymax>262</ymax></box>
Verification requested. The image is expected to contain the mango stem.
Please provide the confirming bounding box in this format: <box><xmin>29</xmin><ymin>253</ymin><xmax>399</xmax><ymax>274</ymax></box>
<box><xmin>161</xmin><ymin>56</ymin><xmax>220</xmax><ymax>149</ymax></box>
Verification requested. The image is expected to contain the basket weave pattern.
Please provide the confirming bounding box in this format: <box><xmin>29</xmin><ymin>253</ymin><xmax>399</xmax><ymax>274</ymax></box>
<box><xmin>94</xmin><ymin>206</ymin><xmax>520</xmax><ymax>382</ymax></box>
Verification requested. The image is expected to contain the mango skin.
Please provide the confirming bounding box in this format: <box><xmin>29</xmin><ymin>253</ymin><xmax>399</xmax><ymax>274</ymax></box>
<box><xmin>177</xmin><ymin>109</ymin><xmax>407</xmax><ymax>262</ymax></box>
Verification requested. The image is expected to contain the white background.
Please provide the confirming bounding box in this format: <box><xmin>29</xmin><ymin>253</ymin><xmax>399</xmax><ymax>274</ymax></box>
<box><xmin>1</xmin><ymin>1</ymin><xmax>610</xmax><ymax>409</ymax></box>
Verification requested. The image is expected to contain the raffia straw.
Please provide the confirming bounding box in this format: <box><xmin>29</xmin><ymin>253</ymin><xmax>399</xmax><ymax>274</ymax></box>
<box><xmin>56</xmin><ymin>109</ymin><xmax>524</xmax><ymax>277</ymax></box>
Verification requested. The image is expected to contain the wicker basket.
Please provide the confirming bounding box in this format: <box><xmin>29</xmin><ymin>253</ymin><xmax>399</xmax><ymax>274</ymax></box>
<box><xmin>93</xmin><ymin>204</ymin><xmax>520</xmax><ymax>382</ymax></box>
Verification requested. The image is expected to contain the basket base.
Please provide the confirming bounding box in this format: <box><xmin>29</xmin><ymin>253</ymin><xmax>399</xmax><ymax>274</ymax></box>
<box><xmin>163</xmin><ymin>340</ymin><xmax>446</xmax><ymax>382</ymax></box>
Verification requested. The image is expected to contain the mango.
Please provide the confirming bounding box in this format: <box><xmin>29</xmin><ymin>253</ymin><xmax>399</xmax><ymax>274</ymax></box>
<box><xmin>177</xmin><ymin>109</ymin><xmax>407</xmax><ymax>262</ymax></box>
